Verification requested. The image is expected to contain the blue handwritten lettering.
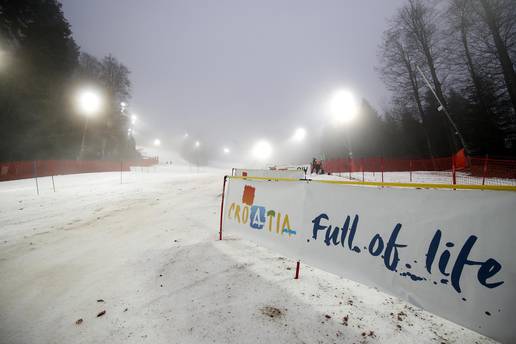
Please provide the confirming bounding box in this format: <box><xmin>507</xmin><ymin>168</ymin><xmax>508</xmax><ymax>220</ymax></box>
<box><xmin>250</xmin><ymin>206</ymin><xmax>266</xmax><ymax>229</ymax></box>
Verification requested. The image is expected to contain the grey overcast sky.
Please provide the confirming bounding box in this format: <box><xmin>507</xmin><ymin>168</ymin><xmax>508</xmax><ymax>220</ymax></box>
<box><xmin>61</xmin><ymin>0</ymin><xmax>406</xmax><ymax>158</ymax></box>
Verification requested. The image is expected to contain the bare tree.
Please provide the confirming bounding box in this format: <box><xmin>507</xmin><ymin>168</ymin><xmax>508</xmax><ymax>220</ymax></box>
<box><xmin>101</xmin><ymin>54</ymin><xmax>131</xmax><ymax>105</ymax></box>
<box><xmin>379</xmin><ymin>25</ymin><xmax>435</xmax><ymax>158</ymax></box>
<box><xmin>446</xmin><ymin>0</ymin><xmax>492</xmax><ymax>112</ymax></box>
<box><xmin>398</xmin><ymin>0</ymin><xmax>460</xmax><ymax>152</ymax></box>
<box><xmin>399</xmin><ymin>1</ymin><xmax>446</xmax><ymax>105</ymax></box>
<box><xmin>476</xmin><ymin>0</ymin><xmax>516</xmax><ymax>115</ymax></box>
<box><xmin>378</xmin><ymin>0</ymin><xmax>516</xmax><ymax>155</ymax></box>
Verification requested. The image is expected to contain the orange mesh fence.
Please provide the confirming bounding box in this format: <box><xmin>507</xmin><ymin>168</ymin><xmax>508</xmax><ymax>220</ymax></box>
<box><xmin>322</xmin><ymin>157</ymin><xmax>454</xmax><ymax>173</ymax></box>
<box><xmin>0</xmin><ymin>158</ymin><xmax>159</xmax><ymax>182</ymax></box>
<box><xmin>321</xmin><ymin>153</ymin><xmax>516</xmax><ymax>187</ymax></box>
<box><xmin>469</xmin><ymin>157</ymin><xmax>516</xmax><ymax>180</ymax></box>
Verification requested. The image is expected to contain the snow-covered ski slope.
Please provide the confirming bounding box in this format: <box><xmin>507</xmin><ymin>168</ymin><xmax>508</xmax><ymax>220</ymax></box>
<box><xmin>0</xmin><ymin>167</ymin><xmax>498</xmax><ymax>343</ymax></box>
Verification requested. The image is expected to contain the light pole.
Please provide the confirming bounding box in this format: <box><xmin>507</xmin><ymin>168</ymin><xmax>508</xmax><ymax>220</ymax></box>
<box><xmin>76</xmin><ymin>89</ymin><xmax>102</xmax><ymax>160</ymax></box>
<box><xmin>291</xmin><ymin>128</ymin><xmax>307</xmax><ymax>165</ymax></box>
<box><xmin>193</xmin><ymin>141</ymin><xmax>201</xmax><ymax>171</ymax></box>
<box><xmin>127</xmin><ymin>114</ymin><xmax>137</xmax><ymax>138</ymax></box>
<box><xmin>292</xmin><ymin>127</ymin><xmax>306</xmax><ymax>142</ymax></box>
<box><xmin>328</xmin><ymin>89</ymin><xmax>359</xmax><ymax>159</ymax></box>
<box><xmin>252</xmin><ymin>140</ymin><xmax>273</xmax><ymax>164</ymax></box>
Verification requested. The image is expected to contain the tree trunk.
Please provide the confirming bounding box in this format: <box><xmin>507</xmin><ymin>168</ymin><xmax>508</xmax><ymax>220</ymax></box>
<box><xmin>407</xmin><ymin>1</ymin><xmax>459</xmax><ymax>152</ymax></box>
<box><xmin>461</xmin><ymin>25</ymin><xmax>488</xmax><ymax>113</ymax></box>
<box><xmin>401</xmin><ymin>47</ymin><xmax>436</xmax><ymax>159</ymax></box>
<box><xmin>479</xmin><ymin>0</ymin><xmax>516</xmax><ymax>115</ymax></box>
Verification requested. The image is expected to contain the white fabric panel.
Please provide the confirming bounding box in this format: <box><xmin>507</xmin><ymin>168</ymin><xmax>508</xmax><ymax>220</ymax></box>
<box><xmin>222</xmin><ymin>178</ymin><xmax>516</xmax><ymax>343</ymax></box>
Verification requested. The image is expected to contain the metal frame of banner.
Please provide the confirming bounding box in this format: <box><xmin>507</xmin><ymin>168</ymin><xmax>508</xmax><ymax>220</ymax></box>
<box><xmin>226</xmin><ymin>175</ymin><xmax>516</xmax><ymax>192</ymax></box>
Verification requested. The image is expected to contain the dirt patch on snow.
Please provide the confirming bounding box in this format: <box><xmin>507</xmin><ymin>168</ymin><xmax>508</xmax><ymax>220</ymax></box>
<box><xmin>260</xmin><ymin>306</ymin><xmax>283</xmax><ymax>319</ymax></box>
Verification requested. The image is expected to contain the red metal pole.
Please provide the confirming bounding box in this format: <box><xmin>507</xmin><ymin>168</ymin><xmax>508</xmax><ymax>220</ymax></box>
<box><xmin>219</xmin><ymin>176</ymin><xmax>228</xmax><ymax>241</ymax></box>
<box><xmin>348</xmin><ymin>157</ymin><xmax>352</xmax><ymax>180</ymax></box>
<box><xmin>361</xmin><ymin>158</ymin><xmax>364</xmax><ymax>182</ymax></box>
<box><xmin>33</xmin><ymin>160</ymin><xmax>39</xmax><ymax>195</ymax></box>
<box><xmin>294</xmin><ymin>261</ymin><xmax>300</xmax><ymax>279</ymax></box>
<box><xmin>482</xmin><ymin>155</ymin><xmax>488</xmax><ymax>186</ymax></box>
<box><xmin>409</xmin><ymin>160</ymin><xmax>413</xmax><ymax>183</ymax></box>
<box><xmin>381</xmin><ymin>157</ymin><xmax>384</xmax><ymax>185</ymax></box>
<box><xmin>452</xmin><ymin>157</ymin><xmax>456</xmax><ymax>186</ymax></box>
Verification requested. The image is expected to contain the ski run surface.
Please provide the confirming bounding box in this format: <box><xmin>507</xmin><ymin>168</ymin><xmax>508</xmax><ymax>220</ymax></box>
<box><xmin>0</xmin><ymin>167</ymin><xmax>498</xmax><ymax>344</ymax></box>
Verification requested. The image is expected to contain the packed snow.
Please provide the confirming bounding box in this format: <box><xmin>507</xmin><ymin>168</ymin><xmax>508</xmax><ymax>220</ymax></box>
<box><xmin>0</xmin><ymin>167</ymin><xmax>498</xmax><ymax>343</ymax></box>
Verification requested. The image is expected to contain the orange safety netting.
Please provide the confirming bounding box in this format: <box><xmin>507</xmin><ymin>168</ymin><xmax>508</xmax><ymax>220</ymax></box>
<box><xmin>0</xmin><ymin>157</ymin><xmax>159</xmax><ymax>182</ymax></box>
<box><xmin>321</xmin><ymin>150</ymin><xmax>516</xmax><ymax>186</ymax></box>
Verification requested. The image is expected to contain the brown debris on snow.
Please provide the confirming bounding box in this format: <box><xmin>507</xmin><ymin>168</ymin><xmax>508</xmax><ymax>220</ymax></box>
<box><xmin>96</xmin><ymin>310</ymin><xmax>106</xmax><ymax>317</ymax></box>
<box><xmin>260</xmin><ymin>306</ymin><xmax>283</xmax><ymax>319</ymax></box>
<box><xmin>342</xmin><ymin>315</ymin><xmax>349</xmax><ymax>326</ymax></box>
<box><xmin>397</xmin><ymin>311</ymin><xmax>407</xmax><ymax>322</ymax></box>
<box><xmin>362</xmin><ymin>330</ymin><xmax>376</xmax><ymax>337</ymax></box>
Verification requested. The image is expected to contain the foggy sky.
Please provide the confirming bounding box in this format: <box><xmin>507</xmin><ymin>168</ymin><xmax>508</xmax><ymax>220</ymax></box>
<box><xmin>61</xmin><ymin>0</ymin><xmax>406</xmax><ymax>162</ymax></box>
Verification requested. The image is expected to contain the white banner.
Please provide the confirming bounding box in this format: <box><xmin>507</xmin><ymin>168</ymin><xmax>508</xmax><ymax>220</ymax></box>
<box><xmin>232</xmin><ymin>168</ymin><xmax>305</xmax><ymax>179</ymax></box>
<box><xmin>222</xmin><ymin>177</ymin><xmax>516</xmax><ymax>343</ymax></box>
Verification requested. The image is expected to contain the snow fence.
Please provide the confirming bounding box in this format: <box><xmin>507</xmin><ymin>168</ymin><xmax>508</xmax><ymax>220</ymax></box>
<box><xmin>0</xmin><ymin>158</ymin><xmax>159</xmax><ymax>182</ymax></box>
<box><xmin>221</xmin><ymin>176</ymin><xmax>516</xmax><ymax>343</ymax></box>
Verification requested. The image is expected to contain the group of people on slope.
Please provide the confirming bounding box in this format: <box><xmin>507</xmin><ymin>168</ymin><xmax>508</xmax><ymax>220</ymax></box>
<box><xmin>310</xmin><ymin>158</ymin><xmax>325</xmax><ymax>175</ymax></box>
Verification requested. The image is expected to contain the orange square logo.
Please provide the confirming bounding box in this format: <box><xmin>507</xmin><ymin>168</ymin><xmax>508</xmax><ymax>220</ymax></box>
<box><xmin>242</xmin><ymin>185</ymin><xmax>255</xmax><ymax>206</ymax></box>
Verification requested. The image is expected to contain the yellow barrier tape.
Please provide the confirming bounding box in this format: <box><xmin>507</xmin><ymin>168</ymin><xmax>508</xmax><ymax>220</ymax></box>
<box><xmin>228</xmin><ymin>175</ymin><xmax>516</xmax><ymax>192</ymax></box>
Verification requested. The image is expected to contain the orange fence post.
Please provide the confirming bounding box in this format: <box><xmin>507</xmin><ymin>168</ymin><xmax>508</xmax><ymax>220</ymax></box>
<box><xmin>361</xmin><ymin>158</ymin><xmax>365</xmax><ymax>182</ymax></box>
<box><xmin>482</xmin><ymin>155</ymin><xmax>488</xmax><ymax>186</ymax></box>
<box><xmin>33</xmin><ymin>160</ymin><xmax>39</xmax><ymax>195</ymax></box>
<box><xmin>452</xmin><ymin>157</ymin><xmax>457</xmax><ymax>186</ymax></box>
<box><xmin>409</xmin><ymin>160</ymin><xmax>413</xmax><ymax>183</ymax></box>
<box><xmin>381</xmin><ymin>157</ymin><xmax>384</xmax><ymax>184</ymax></box>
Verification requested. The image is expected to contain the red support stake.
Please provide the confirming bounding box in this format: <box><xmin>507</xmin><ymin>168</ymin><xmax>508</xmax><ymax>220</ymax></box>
<box><xmin>452</xmin><ymin>157</ymin><xmax>456</xmax><ymax>188</ymax></box>
<box><xmin>33</xmin><ymin>160</ymin><xmax>39</xmax><ymax>196</ymax></box>
<box><xmin>348</xmin><ymin>157</ymin><xmax>352</xmax><ymax>180</ymax></box>
<box><xmin>410</xmin><ymin>160</ymin><xmax>413</xmax><ymax>183</ymax></box>
<box><xmin>482</xmin><ymin>155</ymin><xmax>488</xmax><ymax>186</ymax></box>
<box><xmin>294</xmin><ymin>261</ymin><xmax>300</xmax><ymax>279</ymax></box>
<box><xmin>361</xmin><ymin>159</ymin><xmax>364</xmax><ymax>182</ymax></box>
<box><xmin>381</xmin><ymin>157</ymin><xmax>384</xmax><ymax>186</ymax></box>
<box><xmin>219</xmin><ymin>176</ymin><xmax>228</xmax><ymax>241</ymax></box>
